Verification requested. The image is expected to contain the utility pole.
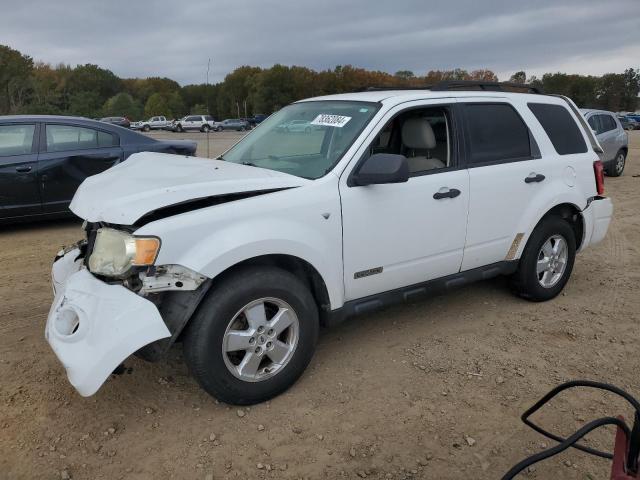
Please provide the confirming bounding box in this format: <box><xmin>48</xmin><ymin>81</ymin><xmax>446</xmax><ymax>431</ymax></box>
<box><xmin>206</xmin><ymin>58</ymin><xmax>211</xmax><ymax>159</ymax></box>
<box><xmin>243</xmin><ymin>99</ymin><xmax>247</xmax><ymax>118</ymax></box>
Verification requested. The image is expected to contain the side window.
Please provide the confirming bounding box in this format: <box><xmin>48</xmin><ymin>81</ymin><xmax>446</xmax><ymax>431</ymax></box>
<box><xmin>600</xmin><ymin>115</ymin><xmax>617</xmax><ymax>133</ymax></box>
<box><xmin>365</xmin><ymin>105</ymin><xmax>453</xmax><ymax>175</ymax></box>
<box><xmin>587</xmin><ymin>115</ymin><xmax>600</xmax><ymax>133</ymax></box>
<box><xmin>463</xmin><ymin>103</ymin><xmax>531</xmax><ymax>165</ymax></box>
<box><xmin>528</xmin><ymin>103</ymin><xmax>587</xmax><ymax>155</ymax></box>
<box><xmin>46</xmin><ymin>125</ymin><xmax>115</xmax><ymax>152</ymax></box>
<box><xmin>0</xmin><ymin>124</ymin><xmax>36</xmax><ymax>156</ymax></box>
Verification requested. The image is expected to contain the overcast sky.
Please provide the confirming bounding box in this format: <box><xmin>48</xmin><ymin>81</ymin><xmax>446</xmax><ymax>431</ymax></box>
<box><xmin>2</xmin><ymin>0</ymin><xmax>639</xmax><ymax>85</ymax></box>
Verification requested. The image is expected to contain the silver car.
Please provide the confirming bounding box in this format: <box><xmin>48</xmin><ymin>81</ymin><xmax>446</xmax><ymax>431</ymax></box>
<box><xmin>581</xmin><ymin>109</ymin><xmax>628</xmax><ymax>176</ymax></box>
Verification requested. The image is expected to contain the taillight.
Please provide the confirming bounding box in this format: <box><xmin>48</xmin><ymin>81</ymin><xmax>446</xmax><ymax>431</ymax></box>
<box><xmin>593</xmin><ymin>160</ymin><xmax>605</xmax><ymax>195</ymax></box>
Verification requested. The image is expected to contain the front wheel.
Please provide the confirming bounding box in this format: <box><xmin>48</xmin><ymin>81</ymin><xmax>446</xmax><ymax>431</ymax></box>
<box><xmin>143</xmin><ymin>124</ymin><xmax>151</xmax><ymax>132</ymax></box>
<box><xmin>606</xmin><ymin>150</ymin><xmax>626</xmax><ymax>177</ymax></box>
<box><xmin>510</xmin><ymin>216</ymin><xmax>576</xmax><ymax>302</ymax></box>
<box><xmin>183</xmin><ymin>266</ymin><xmax>319</xmax><ymax>405</ymax></box>
<box><xmin>202</xmin><ymin>124</ymin><xmax>211</xmax><ymax>133</ymax></box>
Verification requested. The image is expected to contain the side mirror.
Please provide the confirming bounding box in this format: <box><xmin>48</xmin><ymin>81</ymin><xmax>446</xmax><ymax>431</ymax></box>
<box><xmin>351</xmin><ymin>153</ymin><xmax>410</xmax><ymax>186</ymax></box>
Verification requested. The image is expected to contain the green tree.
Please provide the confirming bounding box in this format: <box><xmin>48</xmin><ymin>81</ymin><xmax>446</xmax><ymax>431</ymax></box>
<box><xmin>68</xmin><ymin>91</ymin><xmax>103</xmax><ymax>117</ymax></box>
<box><xmin>144</xmin><ymin>92</ymin><xmax>170</xmax><ymax>117</ymax></box>
<box><xmin>167</xmin><ymin>91</ymin><xmax>187</xmax><ymax>118</ymax></box>
<box><xmin>0</xmin><ymin>44</ymin><xmax>34</xmax><ymax>114</ymax></box>
<box><xmin>102</xmin><ymin>92</ymin><xmax>143</xmax><ymax>119</ymax></box>
<box><xmin>509</xmin><ymin>71</ymin><xmax>527</xmax><ymax>84</ymax></box>
<box><xmin>394</xmin><ymin>70</ymin><xmax>415</xmax><ymax>80</ymax></box>
<box><xmin>67</xmin><ymin>64</ymin><xmax>121</xmax><ymax>102</ymax></box>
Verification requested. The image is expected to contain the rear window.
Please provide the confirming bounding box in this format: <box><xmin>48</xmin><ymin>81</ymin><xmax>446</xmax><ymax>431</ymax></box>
<box><xmin>46</xmin><ymin>125</ymin><xmax>117</xmax><ymax>152</ymax></box>
<box><xmin>528</xmin><ymin>103</ymin><xmax>587</xmax><ymax>155</ymax></box>
<box><xmin>463</xmin><ymin>103</ymin><xmax>531</xmax><ymax>165</ymax></box>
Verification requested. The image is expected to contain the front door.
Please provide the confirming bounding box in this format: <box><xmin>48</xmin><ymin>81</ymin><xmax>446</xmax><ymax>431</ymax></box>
<box><xmin>0</xmin><ymin>123</ymin><xmax>41</xmax><ymax>219</ymax></box>
<box><xmin>340</xmin><ymin>100</ymin><xmax>470</xmax><ymax>301</ymax></box>
<box><xmin>39</xmin><ymin>123</ymin><xmax>123</xmax><ymax>213</ymax></box>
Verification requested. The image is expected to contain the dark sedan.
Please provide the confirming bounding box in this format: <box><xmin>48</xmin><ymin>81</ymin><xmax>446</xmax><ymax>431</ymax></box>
<box><xmin>100</xmin><ymin>116</ymin><xmax>131</xmax><ymax>128</ymax></box>
<box><xmin>0</xmin><ymin>115</ymin><xmax>197</xmax><ymax>223</ymax></box>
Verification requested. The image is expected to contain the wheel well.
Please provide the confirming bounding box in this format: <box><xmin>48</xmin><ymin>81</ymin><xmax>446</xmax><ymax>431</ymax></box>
<box><xmin>212</xmin><ymin>254</ymin><xmax>331</xmax><ymax>321</ymax></box>
<box><xmin>539</xmin><ymin>203</ymin><xmax>585</xmax><ymax>250</ymax></box>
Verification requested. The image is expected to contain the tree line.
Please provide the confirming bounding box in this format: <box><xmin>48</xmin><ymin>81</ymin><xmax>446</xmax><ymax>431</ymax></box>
<box><xmin>1</xmin><ymin>44</ymin><xmax>638</xmax><ymax>121</ymax></box>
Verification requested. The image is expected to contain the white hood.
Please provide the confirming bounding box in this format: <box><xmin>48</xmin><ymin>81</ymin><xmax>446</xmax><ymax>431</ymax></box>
<box><xmin>70</xmin><ymin>152</ymin><xmax>308</xmax><ymax>224</ymax></box>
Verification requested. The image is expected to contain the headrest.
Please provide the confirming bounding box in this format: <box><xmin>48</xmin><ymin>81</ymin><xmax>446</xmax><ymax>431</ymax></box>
<box><xmin>401</xmin><ymin>118</ymin><xmax>436</xmax><ymax>150</ymax></box>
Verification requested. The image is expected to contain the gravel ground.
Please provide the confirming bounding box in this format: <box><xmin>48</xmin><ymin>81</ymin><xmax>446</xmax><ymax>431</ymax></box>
<box><xmin>0</xmin><ymin>131</ymin><xmax>639</xmax><ymax>480</ymax></box>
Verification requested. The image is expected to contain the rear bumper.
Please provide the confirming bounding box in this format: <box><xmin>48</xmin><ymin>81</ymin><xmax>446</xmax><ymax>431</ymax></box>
<box><xmin>582</xmin><ymin>196</ymin><xmax>614</xmax><ymax>248</ymax></box>
<box><xmin>46</xmin><ymin>250</ymin><xmax>170</xmax><ymax>396</ymax></box>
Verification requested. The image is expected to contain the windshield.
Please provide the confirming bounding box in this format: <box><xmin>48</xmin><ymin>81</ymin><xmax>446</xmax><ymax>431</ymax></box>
<box><xmin>222</xmin><ymin>100</ymin><xmax>379</xmax><ymax>179</ymax></box>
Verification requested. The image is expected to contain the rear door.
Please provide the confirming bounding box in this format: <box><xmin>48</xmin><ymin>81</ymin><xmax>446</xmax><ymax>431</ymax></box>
<box><xmin>460</xmin><ymin>100</ymin><xmax>552</xmax><ymax>270</ymax></box>
<box><xmin>0</xmin><ymin>122</ymin><xmax>41</xmax><ymax>218</ymax></box>
<box><xmin>38</xmin><ymin>123</ymin><xmax>123</xmax><ymax>213</ymax></box>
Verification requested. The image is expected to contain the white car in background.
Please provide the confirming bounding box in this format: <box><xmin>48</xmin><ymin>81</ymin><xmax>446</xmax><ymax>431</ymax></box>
<box><xmin>47</xmin><ymin>82</ymin><xmax>613</xmax><ymax>405</ymax></box>
<box><xmin>130</xmin><ymin>116</ymin><xmax>172</xmax><ymax>132</ymax></box>
<box><xmin>173</xmin><ymin>115</ymin><xmax>218</xmax><ymax>132</ymax></box>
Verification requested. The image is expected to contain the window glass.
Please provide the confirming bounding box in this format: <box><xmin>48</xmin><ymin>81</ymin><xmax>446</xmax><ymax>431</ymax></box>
<box><xmin>600</xmin><ymin>115</ymin><xmax>617</xmax><ymax>132</ymax></box>
<box><xmin>528</xmin><ymin>103</ymin><xmax>587</xmax><ymax>155</ymax></box>
<box><xmin>464</xmin><ymin>103</ymin><xmax>531</xmax><ymax>164</ymax></box>
<box><xmin>0</xmin><ymin>124</ymin><xmax>36</xmax><ymax>156</ymax></box>
<box><xmin>364</xmin><ymin>106</ymin><xmax>452</xmax><ymax>174</ymax></box>
<box><xmin>223</xmin><ymin>101</ymin><xmax>379</xmax><ymax>179</ymax></box>
<box><xmin>46</xmin><ymin>125</ymin><xmax>115</xmax><ymax>152</ymax></box>
<box><xmin>587</xmin><ymin>115</ymin><xmax>600</xmax><ymax>132</ymax></box>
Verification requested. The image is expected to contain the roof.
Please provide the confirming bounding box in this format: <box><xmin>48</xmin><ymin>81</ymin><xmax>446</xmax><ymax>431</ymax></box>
<box><xmin>300</xmin><ymin>89</ymin><xmax>551</xmax><ymax>106</ymax></box>
<box><xmin>0</xmin><ymin>114</ymin><xmax>94</xmax><ymax>122</ymax></box>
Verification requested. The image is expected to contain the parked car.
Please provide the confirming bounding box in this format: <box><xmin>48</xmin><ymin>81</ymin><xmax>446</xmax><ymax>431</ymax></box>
<box><xmin>617</xmin><ymin>115</ymin><xmax>640</xmax><ymax>131</ymax></box>
<box><xmin>130</xmin><ymin>116</ymin><xmax>172</xmax><ymax>132</ymax></box>
<box><xmin>626</xmin><ymin>114</ymin><xmax>640</xmax><ymax>123</ymax></box>
<box><xmin>248</xmin><ymin>113</ymin><xmax>268</xmax><ymax>126</ymax></box>
<box><xmin>0</xmin><ymin>115</ymin><xmax>197</xmax><ymax>223</ymax></box>
<box><xmin>582</xmin><ymin>109</ymin><xmax>628</xmax><ymax>176</ymax></box>
<box><xmin>47</xmin><ymin>84</ymin><xmax>613</xmax><ymax>405</ymax></box>
<box><xmin>215</xmin><ymin>118</ymin><xmax>250</xmax><ymax>131</ymax></box>
<box><xmin>100</xmin><ymin>116</ymin><xmax>130</xmax><ymax>128</ymax></box>
<box><xmin>276</xmin><ymin>119</ymin><xmax>314</xmax><ymax>133</ymax></box>
<box><xmin>173</xmin><ymin>115</ymin><xmax>217</xmax><ymax>132</ymax></box>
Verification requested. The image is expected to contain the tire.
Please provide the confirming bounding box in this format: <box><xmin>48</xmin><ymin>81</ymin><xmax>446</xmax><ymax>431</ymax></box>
<box><xmin>202</xmin><ymin>124</ymin><xmax>211</xmax><ymax>133</ymax></box>
<box><xmin>605</xmin><ymin>149</ymin><xmax>626</xmax><ymax>177</ymax></box>
<box><xmin>240</xmin><ymin>126</ymin><xmax>246</xmax><ymax>131</ymax></box>
<box><xmin>183</xmin><ymin>266</ymin><xmax>319</xmax><ymax>405</ymax></box>
<box><xmin>142</xmin><ymin>124</ymin><xmax>151</xmax><ymax>132</ymax></box>
<box><xmin>510</xmin><ymin>216</ymin><xmax>576</xmax><ymax>302</ymax></box>
<box><xmin>176</xmin><ymin>124</ymin><xmax>183</xmax><ymax>133</ymax></box>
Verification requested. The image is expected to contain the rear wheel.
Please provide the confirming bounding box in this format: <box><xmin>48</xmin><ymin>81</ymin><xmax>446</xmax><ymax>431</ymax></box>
<box><xmin>605</xmin><ymin>149</ymin><xmax>626</xmax><ymax>177</ymax></box>
<box><xmin>202</xmin><ymin>124</ymin><xmax>211</xmax><ymax>133</ymax></box>
<box><xmin>142</xmin><ymin>124</ymin><xmax>151</xmax><ymax>132</ymax></box>
<box><xmin>510</xmin><ymin>216</ymin><xmax>576</xmax><ymax>302</ymax></box>
<box><xmin>183</xmin><ymin>266</ymin><xmax>319</xmax><ymax>405</ymax></box>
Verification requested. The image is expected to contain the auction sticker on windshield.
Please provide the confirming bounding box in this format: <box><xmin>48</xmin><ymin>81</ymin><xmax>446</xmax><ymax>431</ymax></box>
<box><xmin>311</xmin><ymin>114</ymin><xmax>352</xmax><ymax>128</ymax></box>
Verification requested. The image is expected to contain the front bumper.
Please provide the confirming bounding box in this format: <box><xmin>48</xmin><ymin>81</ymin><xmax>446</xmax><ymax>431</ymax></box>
<box><xmin>46</xmin><ymin>249</ymin><xmax>170</xmax><ymax>396</ymax></box>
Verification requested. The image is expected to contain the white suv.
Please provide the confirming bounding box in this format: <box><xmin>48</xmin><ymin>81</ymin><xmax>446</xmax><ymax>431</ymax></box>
<box><xmin>47</xmin><ymin>83</ymin><xmax>613</xmax><ymax>405</ymax></box>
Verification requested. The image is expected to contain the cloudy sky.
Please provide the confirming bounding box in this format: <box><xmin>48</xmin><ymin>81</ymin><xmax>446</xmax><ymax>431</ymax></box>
<box><xmin>2</xmin><ymin>0</ymin><xmax>639</xmax><ymax>85</ymax></box>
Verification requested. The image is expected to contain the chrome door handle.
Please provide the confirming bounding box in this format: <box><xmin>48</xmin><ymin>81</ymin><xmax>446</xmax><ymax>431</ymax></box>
<box><xmin>15</xmin><ymin>166</ymin><xmax>32</xmax><ymax>173</ymax></box>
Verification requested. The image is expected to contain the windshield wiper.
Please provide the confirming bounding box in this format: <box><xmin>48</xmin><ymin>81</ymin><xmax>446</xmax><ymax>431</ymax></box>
<box><xmin>242</xmin><ymin>161</ymin><xmax>258</xmax><ymax>167</ymax></box>
<box><xmin>216</xmin><ymin>155</ymin><xmax>225</xmax><ymax>161</ymax></box>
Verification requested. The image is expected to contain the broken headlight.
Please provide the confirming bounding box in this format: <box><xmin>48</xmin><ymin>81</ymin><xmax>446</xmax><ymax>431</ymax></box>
<box><xmin>88</xmin><ymin>228</ymin><xmax>160</xmax><ymax>277</ymax></box>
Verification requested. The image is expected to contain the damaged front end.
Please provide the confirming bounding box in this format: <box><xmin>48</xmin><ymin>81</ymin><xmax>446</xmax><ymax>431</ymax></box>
<box><xmin>46</xmin><ymin>222</ymin><xmax>211</xmax><ymax>396</ymax></box>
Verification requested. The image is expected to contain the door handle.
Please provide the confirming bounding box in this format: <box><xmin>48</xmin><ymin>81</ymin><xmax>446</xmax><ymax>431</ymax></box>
<box><xmin>524</xmin><ymin>173</ymin><xmax>546</xmax><ymax>183</ymax></box>
<box><xmin>433</xmin><ymin>188</ymin><xmax>461</xmax><ymax>200</ymax></box>
<box><xmin>15</xmin><ymin>166</ymin><xmax>32</xmax><ymax>173</ymax></box>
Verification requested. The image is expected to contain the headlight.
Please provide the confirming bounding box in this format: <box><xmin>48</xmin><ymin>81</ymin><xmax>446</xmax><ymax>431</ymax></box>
<box><xmin>88</xmin><ymin>228</ymin><xmax>160</xmax><ymax>277</ymax></box>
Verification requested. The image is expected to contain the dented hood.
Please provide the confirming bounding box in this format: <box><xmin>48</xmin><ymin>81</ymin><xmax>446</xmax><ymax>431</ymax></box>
<box><xmin>70</xmin><ymin>152</ymin><xmax>308</xmax><ymax>224</ymax></box>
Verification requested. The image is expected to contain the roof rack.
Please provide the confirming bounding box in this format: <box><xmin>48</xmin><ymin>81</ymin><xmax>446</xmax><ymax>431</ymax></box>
<box><xmin>363</xmin><ymin>81</ymin><xmax>543</xmax><ymax>95</ymax></box>
<box><xmin>430</xmin><ymin>80</ymin><xmax>543</xmax><ymax>94</ymax></box>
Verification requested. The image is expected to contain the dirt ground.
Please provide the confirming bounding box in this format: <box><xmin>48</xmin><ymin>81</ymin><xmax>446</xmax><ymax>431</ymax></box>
<box><xmin>1</xmin><ymin>131</ymin><xmax>639</xmax><ymax>480</ymax></box>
